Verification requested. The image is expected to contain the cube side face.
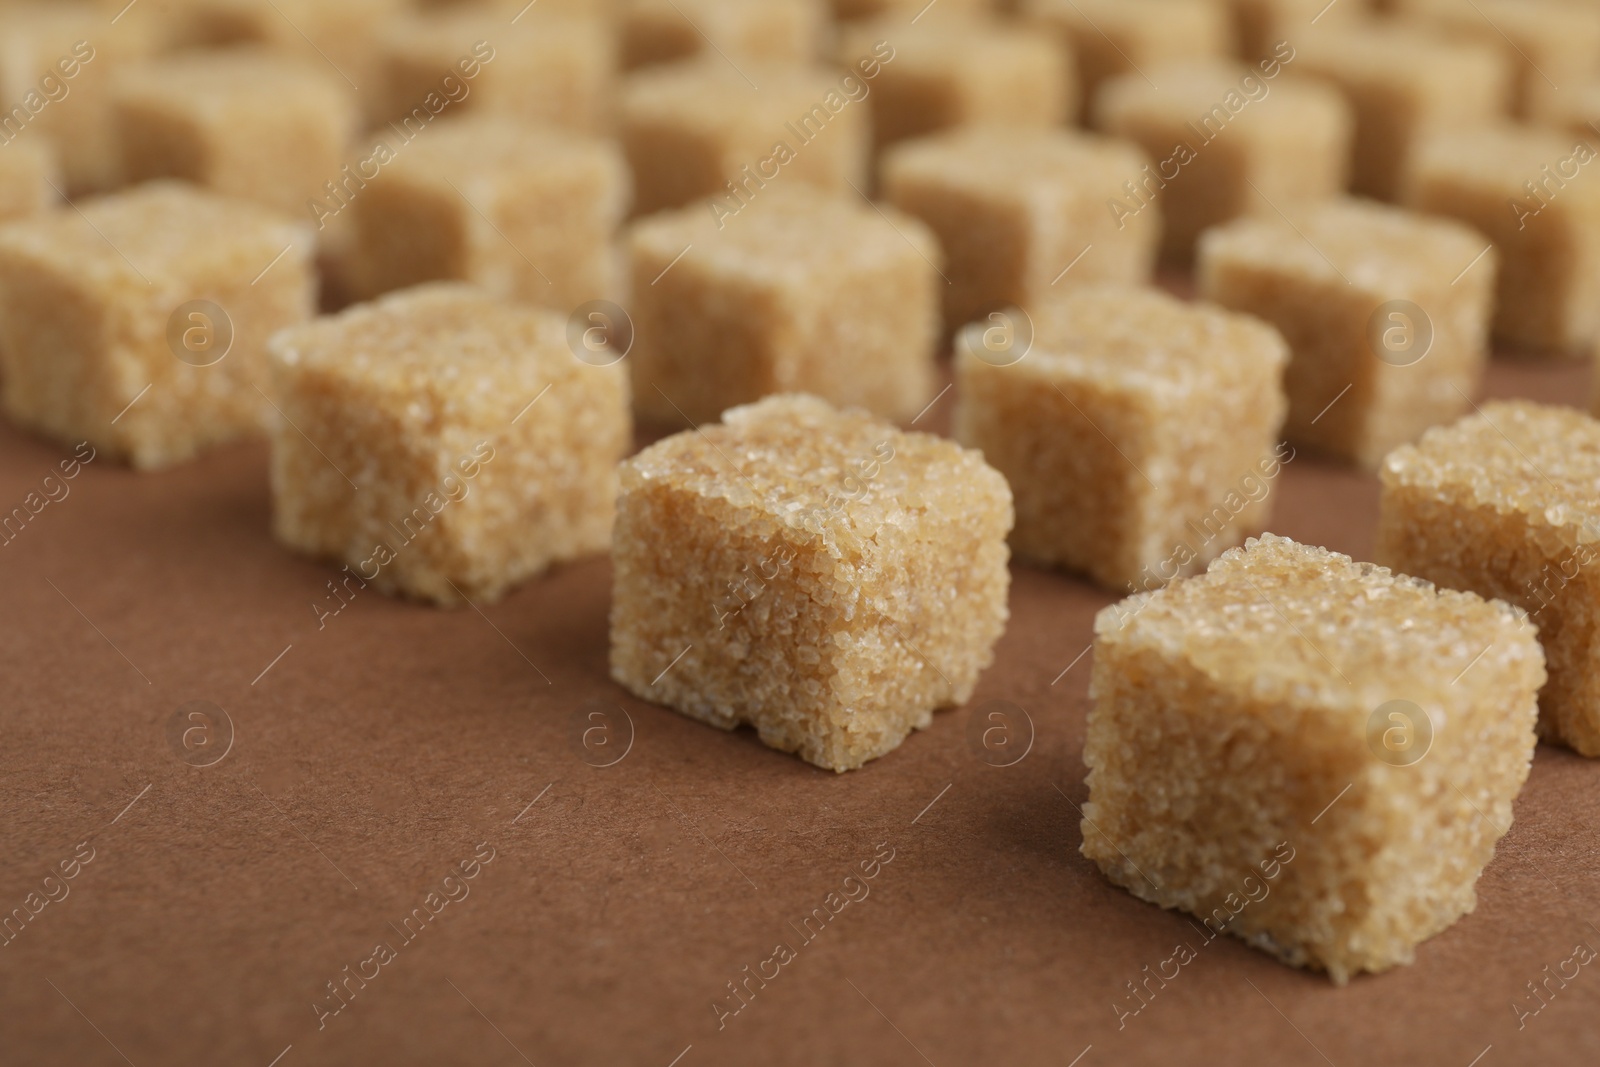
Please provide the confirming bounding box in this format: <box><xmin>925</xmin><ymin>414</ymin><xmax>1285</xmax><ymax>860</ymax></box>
<box><xmin>713</xmin><ymin>0</ymin><xmax>821</xmax><ymax>68</ymax></box>
<box><xmin>628</xmin><ymin>255</ymin><xmax>784</xmax><ymax>427</ymax></box>
<box><xmin>620</xmin><ymin>11</ymin><xmax>702</xmax><ymax>69</ymax></box>
<box><xmin>1108</xmin><ymin>110</ymin><xmax>1251</xmax><ymax>262</ymax></box>
<box><xmin>1362</xmin><ymin>272</ymin><xmax>1493</xmax><ymax>468</ymax></box>
<box><xmin>955</xmin><ymin>355</ymin><xmax>1154</xmax><ymax>588</ymax></box>
<box><xmin>113</xmin><ymin>101</ymin><xmax>211</xmax><ymax>192</ymax></box>
<box><xmin>479</xmin><ymin>157</ymin><xmax>623</xmax><ymax>309</ymax></box>
<box><xmin>0</xmin><ymin>255</ymin><xmax>116</xmax><ymax>454</ymax></box>
<box><xmin>351</xmin><ymin>181</ymin><xmax>471</xmax><ymax>298</ymax></box>
<box><xmin>269</xmin><ymin>360</ymin><xmax>407</xmax><ymax>568</ymax></box>
<box><xmin>1320</xmin><ymin>74</ymin><xmax>1420</xmax><ymax>202</ymax></box>
<box><xmin>487</xmin><ymin>42</ymin><xmax>611</xmax><ymax>133</ymax></box>
<box><xmin>962</xmin><ymin>42</ymin><xmax>1070</xmax><ymax>129</ymax></box>
<box><xmin>881</xmin><ymin>166</ymin><xmax>1033</xmax><ymax>331</ymax></box>
<box><xmin>1407</xmin><ymin>164</ymin><xmax>1600</xmax><ymax>352</ymax></box>
<box><xmin>867</xmin><ymin>69</ymin><xmax>966</xmax><ymax>149</ymax></box>
<box><xmin>428</xmin><ymin>365</ymin><xmax>628</xmax><ymax>601</ymax></box>
<box><xmin>1035</xmin><ymin>164</ymin><xmax>1159</xmax><ymax>295</ymax></box>
<box><xmin>191</xmin><ymin>101</ymin><xmax>350</xmax><ymax>217</ymax></box>
<box><xmin>1198</xmin><ymin>253</ymin><xmax>1372</xmax><ymax>462</ymax></box>
<box><xmin>773</xmin><ymin>105</ymin><xmax>868</xmax><ymax>195</ymax></box>
<box><xmin>1377</xmin><ymin>483</ymin><xmax>1600</xmax><ymax>756</ymax></box>
<box><xmin>776</xmin><ymin>247</ymin><xmax>936</xmax><ymax>424</ymax></box>
<box><xmin>1082</xmin><ymin>639</ymin><xmax>1371</xmax><ymax>976</ymax></box>
<box><xmin>610</xmin><ymin>447</ymin><xmax>1011</xmax><ymax>773</ymax></box>
<box><xmin>1139</xmin><ymin>357</ymin><xmax>1288</xmax><ymax>586</ymax></box>
<box><xmin>622</xmin><ymin>117</ymin><xmax>726</xmax><ymax>216</ymax></box>
<box><xmin>0</xmin><ymin>139</ymin><xmax>55</xmax><ymax>223</ymax></box>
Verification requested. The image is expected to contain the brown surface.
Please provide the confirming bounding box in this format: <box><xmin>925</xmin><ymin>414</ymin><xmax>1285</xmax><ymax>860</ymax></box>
<box><xmin>2</xmin><ymin>356</ymin><xmax>1598</xmax><ymax>1067</ymax></box>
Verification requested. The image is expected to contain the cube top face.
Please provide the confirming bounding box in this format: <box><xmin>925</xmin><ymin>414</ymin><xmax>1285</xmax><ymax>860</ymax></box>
<box><xmin>1382</xmin><ymin>401</ymin><xmax>1600</xmax><ymax>544</ymax></box>
<box><xmin>987</xmin><ymin>285</ymin><xmax>1288</xmax><ymax>401</ymax></box>
<box><xmin>1094</xmin><ymin>60</ymin><xmax>1348</xmax><ymax>144</ymax></box>
<box><xmin>0</xmin><ymin>139</ymin><xmax>57</xmax><ymax>222</ymax></box>
<box><xmin>622</xmin><ymin>61</ymin><xmax>852</xmax><ymax>143</ymax></box>
<box><xmin>1098</xmin><ymin>533</ymin><xmax>1540</xmax><ymax>715</ymax></box>
<box><xmin>1297</xmin><ymin>24</ymin><xmax>1510</xmax><ymax>108</ymax></box>
<box><xmin>630</xmin><ymin>187</ymin><xmax>937</xmax><ymax>292</ymax></box>
<box><xmin>623</xmin><ymin>393</ymin><xmax>1006</xmax><ymax>547</ymax></box>
<box><xmin>268</xmin><ymin>284</ymin><xmax>594</xmax><ymax>425</ymax></box>
<box><xmin>0</xmin><ymin>181</ymin><xmax>309</xmax><ymax>295</ymax></box>
<box><xmin>111</xmin><ymin>48</ymin><xmax>356</xmax><ymax>125</ymax></box>
<box><xmin>881</xmin><ymin>127</ymin><xmax>1149</xmax><ymax>216</ymax></box>
<box><xmin>1198</xmin><ymin>198</ymin><xmax>1488</xmax><ymax>304</ymax></box>
<box><xmin>1409</xmin><ymin>125</ymin><xmax>1600</xmax><ymax>208</ymax></box>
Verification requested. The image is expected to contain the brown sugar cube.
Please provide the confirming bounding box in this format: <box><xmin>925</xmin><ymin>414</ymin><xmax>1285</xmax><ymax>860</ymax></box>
<box><xmin>109</xmin><ymin>50</ymin><xmax>357</xmax><ymax>217</ymax></box>
<box><xmin>169</xmin><ymin>0</ymin><xmax>403</xmax><ymax>105</ymax></box>
<box><xmin>954</xmin><ymin>285</ymin><xmax>1289</xmax><ymax>591</ymax></box>
<box><xmin>836</xmin><ymin>15</ymin><xmax>1072</xmax><ymax>151</ymax></box>
<box><xmin>0</xmin><ymin>182</ymin><xmax>314</xmax><ymax>469</ymax></box>
<box><xmin>1084</xmin><ymin>533</ymin><xmax>1544</xmax><ymax>983</ymax></box>
<box><xmin>1401</xmin><ymin>125</ymin><xmax>1600</xmax><ymax>355</ymax></box>
<box><xmin>1397</xmin><ymin>0</ymin><xmax>1600</xmax><ymax>117</ymax></box>
<box><xmin>1198</xmin><ymin>198</ymin><xmax>1497</xmax><ymax>468</ymax></box>
<box><xmin>0</xmin><ymin>5</ymin><xmax>154</xmax><ymax>193</ymax></box>
<box><xmin>374</xmin><ymin>10</ymin><xmax>614</xmax><ymax>133</ymax></box>
<box><xmin>1378</xmin><ymin>401</ymin><xmax>1600</xmax><ymax>757</ymax></box>
<box><xmin>1294</xmin><ymin>23</ymin><xmax>1511</xmax><ymax>200</ymax></box>
<box><xmin>882</xmin><ymin>127</ymin><xmax>1157</xmax><ymax>335</ymax></box>
<box><xmin>1021</xmin><ymin>0</ymin><xmax>1233</xmax><ymax>121</ymax></box>
<box><xmin>268</xmin><ymin>284</ymin><xmax>629</xmax><ymax>607</ymax></box>
<box><xmin>339</xmin><ymin>115</ymin><xmax>626</xmax><ymax>312</ymax></box>
<box><xmin>1093</xmin><ymin>59</ymin><xmax>1352</xmax><ymax>262</ymax></box>
<box><xmin>621</xmin><ymin>61</ymin><xmax>871</xmax><ymax>217</ymax></box>
<box><xmin>627</xmin><ymin>187</ymin><xmax>938</xmax><ymax>425</ymax></box>
<box><xmin>610</xmin><ymin>393</ymin><xmax>1013</xmax><ymax>773</ymax></box>
<box><xmin>622</xmin><ymin>0</ymin><xmax>825</xmax><ymax>71</ymax></box>
<box><xmin>1214</xmin><ymin>0</ymin><xmax>1364</xmax><ymax>62</ymax></box>
<box><xmin>0</xmin><ymin>138</ymin><xmax>57</xmax><ymax>222</ymax></box>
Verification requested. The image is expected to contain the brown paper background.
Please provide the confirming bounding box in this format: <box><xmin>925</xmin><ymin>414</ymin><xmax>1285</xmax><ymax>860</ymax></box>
<box><xmin>2</xmin><ymin>354</ymin><xmax>1598</xmax><ymax>1067</ymax></box>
